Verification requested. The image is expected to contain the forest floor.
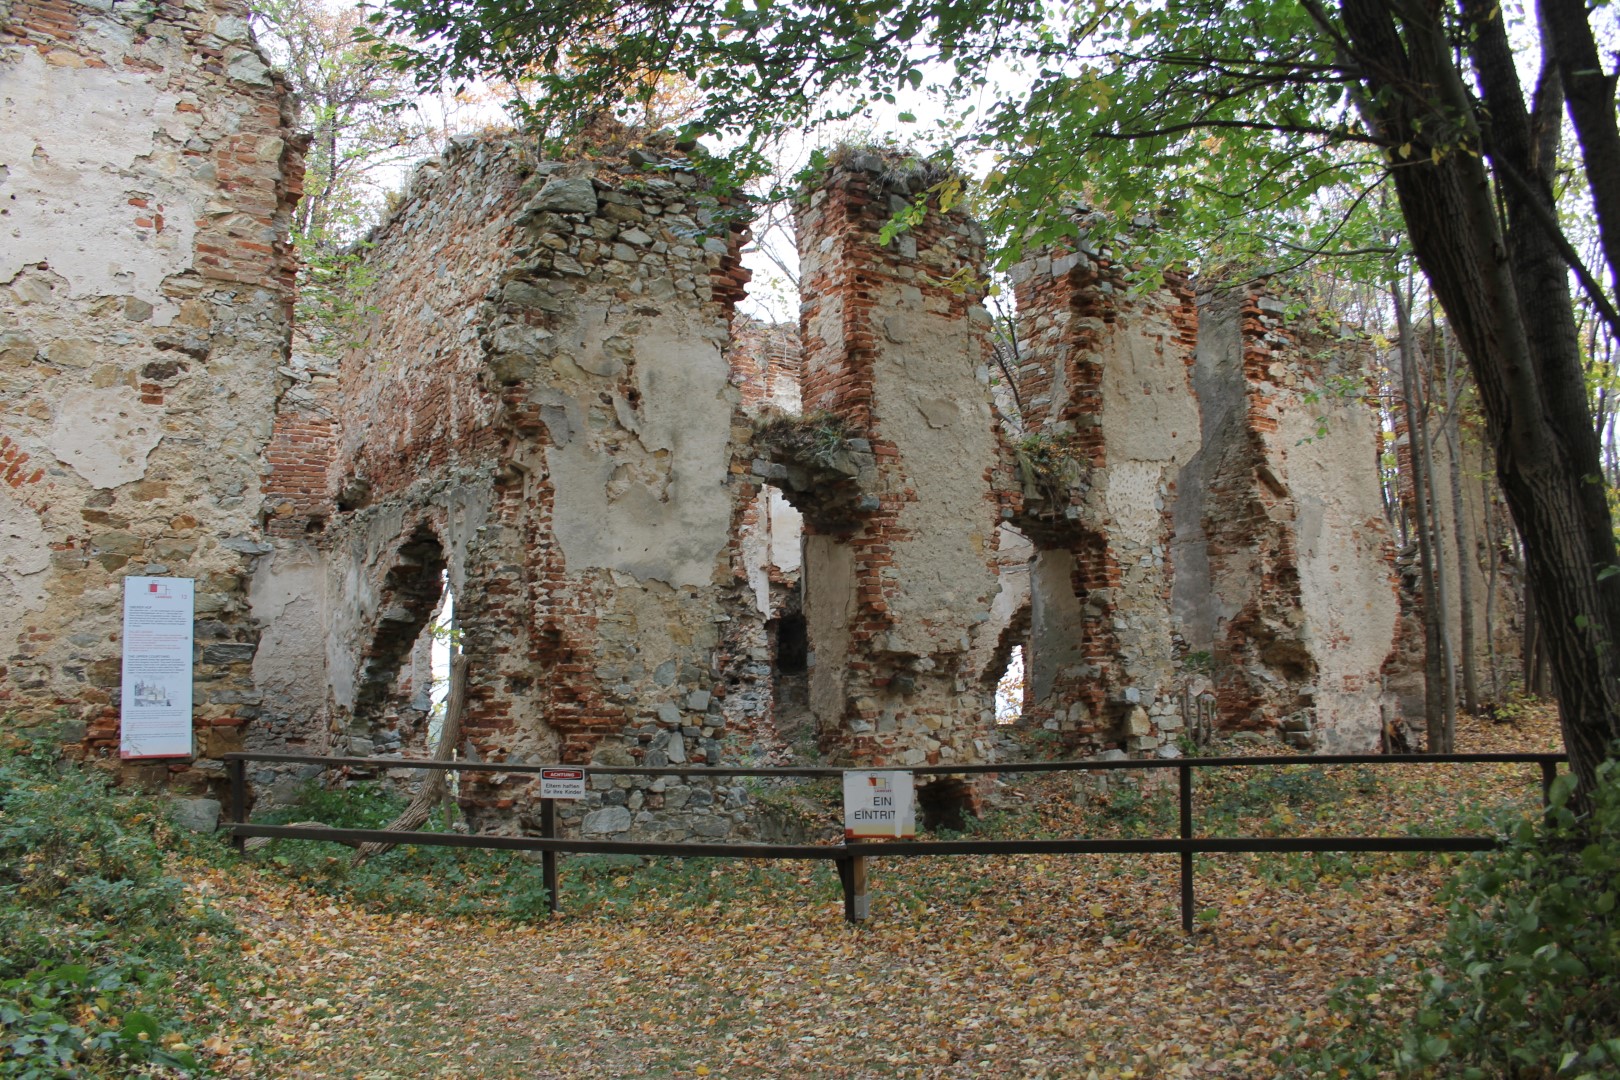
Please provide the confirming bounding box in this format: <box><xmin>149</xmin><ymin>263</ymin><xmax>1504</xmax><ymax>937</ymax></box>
<box><xmin>176</xmin><ymin>709</ymin><xmax>1563</xmax><ymax>1079</ymax></box>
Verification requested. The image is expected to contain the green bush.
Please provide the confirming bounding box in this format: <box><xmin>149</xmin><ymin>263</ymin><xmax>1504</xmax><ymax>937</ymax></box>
<box><xmin>1283</xmin><ymin>760</ymin><xmax>1620</xmax><ymax>1077</ymax></box>
<box><xmin>0</xmin><ymin>732</ymin><xmax>230</xmax><ymax>1076</ymax></box>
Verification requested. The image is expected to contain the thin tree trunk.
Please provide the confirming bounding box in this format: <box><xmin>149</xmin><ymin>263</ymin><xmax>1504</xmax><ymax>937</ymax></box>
<box><xmin>1539</xmin><ymin>0</ymin><xmax>1620</xmax><ymax>301</ymax></box>
<box><xmin>1441</xmin><ymin>340</ymin><xmax>1481</xmax><ymax>714</ymax></box>
<box><xmin>353</xmin><ymin>653</ymin><xmax>467</xmax><ymax>863</ymax></box>
<box><xmin>1394</xmin><ymin>283</ymin><xmax>1454</xmax><ymax>751</ymax></box>
<box><xmin>1480</xmin><ymin>468</ymin><xmax>1502</xmax><ymax>702</ymax></box>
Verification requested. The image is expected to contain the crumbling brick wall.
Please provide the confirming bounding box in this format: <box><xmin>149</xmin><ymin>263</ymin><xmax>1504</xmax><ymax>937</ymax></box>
<box><xmin>277</xmin><ymin>135</ymin><xmax>772</xmax><ymax>838</ymax></box>
<box><xmin>0</xmin><ymin>0</ymin><xmax>302</xmax><ymax>790</ymax></box>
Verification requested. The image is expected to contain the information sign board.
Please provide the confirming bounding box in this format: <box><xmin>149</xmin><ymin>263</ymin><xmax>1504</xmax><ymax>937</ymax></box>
<box><xmin>540</xmin><ymin>768</ymin><xmax>587</xmax><ymax>800</ymax></box>
<box><xmin>843</xmin><ymin>770</ymin><xmax>916</xmax><ymax>840</ymax></box>
<box><xmin>119</xmin><ymin>576</ymin><xmax>194</xmax><ymax>759</ymax></box>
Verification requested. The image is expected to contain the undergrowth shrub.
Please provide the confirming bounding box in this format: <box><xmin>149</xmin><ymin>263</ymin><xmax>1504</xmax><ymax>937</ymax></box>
<box><xmin>1283</xmin><ymin>760</ymin><xmax>1620</xmax><ymax>1077</ymax></box>
<box><xmin>0</xmin><ymin>731</ymin><xmax>232</xmax><ymax>1076</ymax></box>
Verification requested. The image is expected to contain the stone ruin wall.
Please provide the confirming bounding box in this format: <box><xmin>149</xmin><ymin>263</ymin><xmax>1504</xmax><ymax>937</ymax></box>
<box><xmin>0</xmin><ymin>0</ymin><xmax>1489</xmax><ymax>834</ymax></box>
<box><xmin>0</xmin><ymin>0</ymin><xmax>302</xmax><ymax>790</ymax></box>
<box><xmin>265</xmin><ymin>136</ymin><xmax>780</xmax><ymax>838</ymax></box>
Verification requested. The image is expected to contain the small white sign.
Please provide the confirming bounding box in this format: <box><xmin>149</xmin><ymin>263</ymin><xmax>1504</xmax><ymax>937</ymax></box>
<box><xmin>843</xmin><ymin>770</ymin><xmax>916</xmax><ymax>840</ymax></box>
<box><xmin>119</xmin><ymin>577</ymin><xmax>195</xmax><ymax>760</ymax></box>
<box><xmin>540</xmin><ymin>768</ymin><xmax>586</xmax><ymax>800</ymax></box>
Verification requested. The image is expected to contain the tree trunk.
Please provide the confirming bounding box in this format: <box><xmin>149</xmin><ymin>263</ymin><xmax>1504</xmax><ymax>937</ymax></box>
<box><xmin>1394</xmin><ymin>284</ymin><xmax>1454</xmax><ymax>751</ymax></box>
<box><xmin>1539</xmin><ymin>0</ymin><xmax>1620</xmax><ymax>298</ymax></box>
<box><xmin>1480</xmin><ymin>468</ymin><xmax>1501</xmax><ymax>702</ymax></box>
<box><xmin>353</xmin><ymin>652</ymin><xmax>467</xmax><ymax>863</ymax></box>
<box><xmin>1337</xmin><ymin>0</ymin><xmax>1620</xmax><ymax>796</ymax></box>
<box><xmin>1441</xmin><ymin>340</ymin><xmax>1481</xmax><ymax>714</ymax></box>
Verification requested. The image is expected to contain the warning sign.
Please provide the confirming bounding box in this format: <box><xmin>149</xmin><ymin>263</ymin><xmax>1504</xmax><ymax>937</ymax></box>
<box><xmin>539</xmin><ymin>768</ymin><xmax>586</xmax><ymax>800</ymax></box>
<box><xmin>843</xmin><ymin>770</ymin><xmax>916</xmax><ymax>840</ymax></box>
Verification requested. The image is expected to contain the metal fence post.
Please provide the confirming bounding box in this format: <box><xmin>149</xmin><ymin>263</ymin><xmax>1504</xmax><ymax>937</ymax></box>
<box><xmin>1179</xmin><ymin>762</ymin><xmax>1194</xmax><ymax>933</ymax></box>
<box><xmin>228</xmin><ymin>756</ymin><xmax>246</xmax><ymax>854</ymax></box>
<box><xmin>541</xmin><ymin>797</ymin><xmax>560</xmax><ymax>914</ymax></box>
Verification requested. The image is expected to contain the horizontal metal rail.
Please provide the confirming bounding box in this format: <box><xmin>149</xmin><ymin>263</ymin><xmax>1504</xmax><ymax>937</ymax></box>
<box><xmin>230</xmin><ymin>823</ymin><xmax>1503</xmax><ymax>858</ymax></box>
<box><xmin>221</xmin><ymin>749</ymin><xmax>1563</xmax><ymax>777</ymax></box>
<box><xmin>222</xmin><ymin>750</ymin><xmax>1565</xmax><ymax>928</ymax></box>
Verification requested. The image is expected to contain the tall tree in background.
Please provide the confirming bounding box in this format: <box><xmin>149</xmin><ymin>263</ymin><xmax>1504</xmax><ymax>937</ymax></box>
<box><xmin>364</xmin><ymin>0</ymin><xmax>1620</xmax><ymax>792</ymax></box>
<box><xmin>252</xmin><ymin>0</ymin><xmax>433</xmax><ymax>245</ymax></box>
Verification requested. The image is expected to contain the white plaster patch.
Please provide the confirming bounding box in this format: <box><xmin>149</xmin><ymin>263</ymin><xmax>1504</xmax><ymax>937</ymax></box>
<box><xmin>547</xmin><ymin>317</ymin><xmax>733</xmax><ymax>587</ymax></box>
<box><xmin>1280</xmin><ymin>378</ymin><xmax>1398</xmax><ymax>750</ymax></box>
<box><xmin>1099</xmin><ymin>319</ymin><xmax>1200</xmax><ymax>465</ymax></box>
<box><xmin>768</xmin><ymin>490</ymin><xmax>803</xmax><ymax>575</ymax></box>
<box><xmin>0</xmin><ymin>49</ymin><xmax>202</xmax><ymax>300</ymax></box>
<box><xmin>1102</xmin><ymin>460</ymin><xmax>1166</xmax><ymax>543</ymax></box>
<box><xmin>249</xmin><ymin>543</ymin><xmax>330</xmax><ymax>721</ymax></box>
<box><xmin>0</xmin><ymin>487</ymin><xmax>50</xmax><ymax>646</ymax></box>
<box><xmin>48</xmin><ymin>385</ymin><xmax>164</xmax><ymax>488</ymax></box>
<box><xmin>871</xmin><ymin>297</ymin><xmax>1000</xmax><ymax>654</ymax></box>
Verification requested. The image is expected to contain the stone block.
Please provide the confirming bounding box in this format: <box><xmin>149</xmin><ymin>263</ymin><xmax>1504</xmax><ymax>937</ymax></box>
<box><xmin>527</xmin><ymin>177</ymin><xmax>597</xmax><ymax>216</ymax></box>
<box><xmin>170</xmin><ymin>798</ymin><xmax>221</xmax><ymax>833</ymax></box>
<box><xmin>582</xmin><ymin>806</ymin><xmax>633</xmax><ymax>834</ymax></box>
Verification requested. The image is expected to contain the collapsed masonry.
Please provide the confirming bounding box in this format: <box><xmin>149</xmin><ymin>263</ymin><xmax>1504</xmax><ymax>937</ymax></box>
<box><xmin>1</xmin><ymin>0</ymin><xmax>1520</xmax><ymax>838</ymax></box>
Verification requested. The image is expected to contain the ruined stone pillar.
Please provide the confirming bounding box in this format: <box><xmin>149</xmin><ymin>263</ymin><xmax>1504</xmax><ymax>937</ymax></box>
<box><xmin>1008</xmin><ymin>230</ymin><xmax>1201</xmax><ymax>754</ymax></box>
<box><xmin>788</xmin><ymin>151</ymin><xmax>1003</xmax><ymax>777</ymax></box>
<box><xmin>1169</xmin><ymin>288</ymin><xmax>1399</xmax><ymax>750</ymax></box>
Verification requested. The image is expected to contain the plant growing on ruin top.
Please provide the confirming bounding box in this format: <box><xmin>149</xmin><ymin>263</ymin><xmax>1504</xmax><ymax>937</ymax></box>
<box><xmin>754</xmin><ymin>410</ymin><xmax>858</xmax><ymax>472</ymax></box>
<box><xmin>1013</xmin><ymin>432</ymin><xmax>1088</xmax><ymax>504</ymax></box>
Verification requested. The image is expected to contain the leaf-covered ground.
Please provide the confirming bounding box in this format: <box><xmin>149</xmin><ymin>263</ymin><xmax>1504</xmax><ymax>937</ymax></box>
<box><xmin>183</xmin><ymin>710</ymin><xmax>1563</xmax><ymax>1079</ymax></box>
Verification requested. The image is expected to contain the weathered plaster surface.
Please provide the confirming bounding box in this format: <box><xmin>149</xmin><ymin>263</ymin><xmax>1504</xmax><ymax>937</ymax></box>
<box><xmin>545</xmin><ymin>315</ymin><xmax>735</xmax><ymax>589</ymax></box>
<box><xmin>805</xmin><ymin>534</ymin><xmax>856</xmax><ymax>730</ymax></box>
<box><xmin>1008</xmin><ymin>242</ymin><xmax>1200</xmax><ymax>752</ymax></box>
<box><xmin>0</xmin><ymin>0</ymin><xmax>301</xmax><ymax>788</ymax></box>
<box><xmin>1173</xmin><ymin>289</ymin><xmax>1398</xmax><ymax>749</ymax></box>
<box><xmin>0</xmin><ymin>486</ymin><xmax>49</xmax><ymax>638</ymax></box>
<box><xmin>1</xmin><ymin>49</ymin><xmax>199</xmax><ymax>305</ymax></box>
<box><xmin>248</xmin><ymin>541</ymin><xmax>329</xmax><ymax>748</ymax></box>
<box><xmin>49</xmin><ymin>386</ymin><xmax>165</xmax><ymax>488</ymax></box>
<box><xmin>872</xmin><ymin>301</ymin><xmax>1000</xmax><ymax>653</ymax></box>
